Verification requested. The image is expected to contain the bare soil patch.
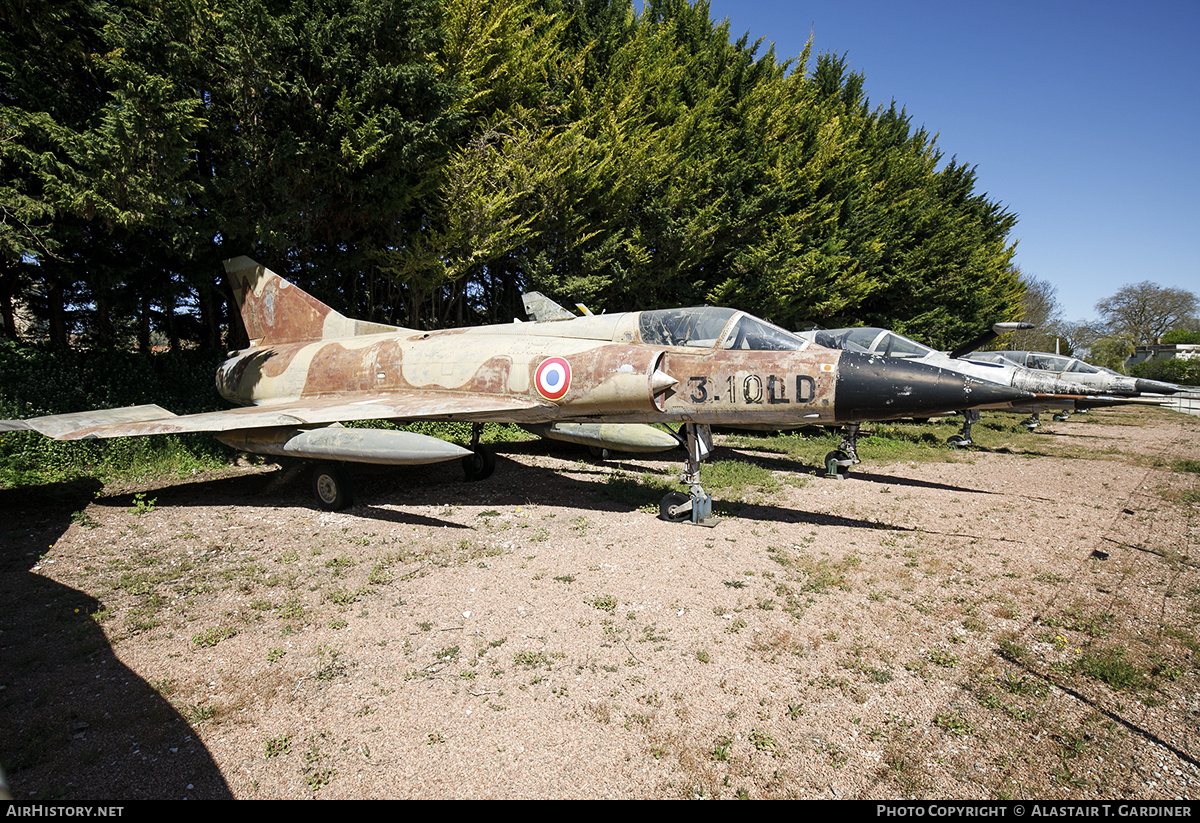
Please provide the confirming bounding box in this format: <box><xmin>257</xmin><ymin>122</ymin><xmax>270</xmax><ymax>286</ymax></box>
<box><xmin>3</xmin><ymin>407</ymin><xmax>1199</xmax><ymax>799</ymax></box>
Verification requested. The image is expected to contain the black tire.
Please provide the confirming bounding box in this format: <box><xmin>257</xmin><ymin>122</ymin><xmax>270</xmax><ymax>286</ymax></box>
<box><xmin>588</xmin><ymin>445</ymin><xmax>611</xmax><ymax>460</ymax></box>
<box><xmin>312</xmin><ymin>463</ymin><xmax>354</xmax><ymax>511</ymax></box>
<box><xmin>659</xmin><ymin>491</ymin><xmax>690</xmax><ymax>522</ymax></box>
<box><xmin>462</xmin><ymin>445</ymin><xmax>496</xmax><ymax>482</ymax></box>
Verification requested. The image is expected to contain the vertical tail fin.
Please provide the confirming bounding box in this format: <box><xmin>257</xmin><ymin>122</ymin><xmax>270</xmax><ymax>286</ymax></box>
<box><xmin>223</xmin><ymin>257</ymin><xmax>405</xmax><ymax>347</ymax></box>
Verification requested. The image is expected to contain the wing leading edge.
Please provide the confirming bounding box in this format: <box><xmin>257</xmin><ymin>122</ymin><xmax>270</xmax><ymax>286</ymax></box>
<box><xmin>4</xmin><ymin>392</ymin><xmax>555</xmax><ymax>441</ymax></box>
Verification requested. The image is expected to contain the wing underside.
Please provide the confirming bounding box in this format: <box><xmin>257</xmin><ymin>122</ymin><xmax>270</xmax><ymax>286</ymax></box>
<box><xmin>6</xmin><ymin>392</ymin><xmax>555</xmax><ymax>441</ymax></box>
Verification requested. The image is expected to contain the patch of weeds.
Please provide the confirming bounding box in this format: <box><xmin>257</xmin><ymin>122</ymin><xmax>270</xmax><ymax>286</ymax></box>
<box><xmin>590</xmin><ymin>594</ymin><xmax>618</xmax><ymax>612</ymax></box>
<box><xmin>302</xmin><ymin>740</ymin><xmax>336</xmax><ymax>791</ymax></box>
<box><xmin>367</xmin><ymin>563</ymin><xmax>393</xmax><ymax>585</ymax></box>
<box><xmin>328</xmin><ymin>586</ymin><xmax>368</xmax><ymax>606</ymax></box>
<box><xmin>695</xmin><ymin>650</ymin><xmax>710</xmax><ymax>664</ymax></box>
<box><xmin>1000</xmin><ymin>669</ymin><xmax>1047</xmax><ymax>697</ymax></box>
<box><xmin>1076</xmin><ymin>647</ymin><xmax>1147</xmax><ymax>692</ymax></box>
<box><xmin>933</xmin><ymin>711</ymin><xmax>975</xmax><ymax>736</ymax></box>
<box><xmin>278</xmin><ymin>598</ymin><xmax>305</xmax><ymax>621</ymax></box>
<box><xmin>1062</xmin><ymin>603</ymin><xmax>1115</xmax><ymax>638</ymax></box>
<box><xmin>513</xmin><ymin>650</ymin><xmax>549</xmax><ymax>669</ymax></box>
<box><xmin>928</xmin><ymin>649</ymin><xmax>958</xmax><ymax>668</ymax></box>
<box><xmin>264</xmin><ymin>734</ymin><xmax>290</xmax><ymax>758</ymax></box>
<box><xmin>192</xmin><ymin>625</ymin><xmax>236</xmax><ymax>649</ymax></box>
<box><xmin>1034</xmin><ymin>570</ymin><xmax>1069</xmax><ymax>585</ymax></box>
<box><xmin>553</xmin><ymin>574</ymin><xmax>576</xmax><ymax>583</ymax></box>
<box><xmin>324</xmin><ymin>556</ymin><xmax>356</xmax><ymax>578</ymax></box>
<box><xmin>822</xmin><ymin>741</ymin><xmax>849</xmax><ymax>768</ymax></box>
<box><xmin>313</xmin><ymin>645</ymin><xmax>347</xmax><ymax>681</ymax></box>
<box><xmin>71</xmin><ymin>509</ymin><xmax>100</xmax><ymax>529</ymax></box>
<box><xmin>267</xmin><ymin>647</ymin><xmax>286</xmax><ymax>663</ymax></box>
<box><xmin>183</xmin><ymin>704</ymin><xmax>216</xmax><ymax>723</ymax></box>
<box><xmin>866</xmin><ymin>668</ymin><xmax>894</xmax><ymax>684</ymax></box>
<box><xmin>996</xmin><ymin>635</ymin><xmax>1029</xmax><ymax>663</ymax></box>
<box><xmin>329</xmin><ymin>618</ymin><xmax>348</xmax><ymax>630</ymax></box>
<box><xmin>127</xmin><ymin>492</ymin><xmax>156</xmax><ymax>515</ymax></box>
<box><xmin>750</xmin><ymin>728</ymin><xmax>778</xmax><ymax>753</ymax></box>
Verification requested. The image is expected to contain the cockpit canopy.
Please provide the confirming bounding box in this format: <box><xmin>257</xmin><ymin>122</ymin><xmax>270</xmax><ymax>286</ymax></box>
<box><xmin>805</xmin><ymin>327</ymin><xmax>936</xmax><ymax>359</ymax></box>
<box><xmin>638</xmin><ymin>308</ymin><xmax>811</xmax><ymax>352</ymax></box>
<box><xmin>969</xmin><ymin>350</ymin><xmax>1102</xmax><ymax>375</ymax></box>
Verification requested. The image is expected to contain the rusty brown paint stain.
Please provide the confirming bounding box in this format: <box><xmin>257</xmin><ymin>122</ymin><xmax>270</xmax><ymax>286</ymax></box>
<box><xmin>240</xmin><ymin>274</ymin><xmax>333</xmax><ymax>345</ymax></box>
<box><xmin>302</xmin><ymin>342</ymin><xmax>390</xmax><ymax>395</ymax></box>
<box><xmin>469</xmin><ymin>355</ymin><xmax>513</xmax><ymax>395</ymax></box>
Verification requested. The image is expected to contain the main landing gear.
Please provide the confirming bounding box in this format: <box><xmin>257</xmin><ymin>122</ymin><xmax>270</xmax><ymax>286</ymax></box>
<box><xmin>313</xmin><ymin>462</ymin><xmax>355</xmax><ymax>511</ymax></box>
<box><xmin>658</xmin><ymin>423</ymin><xmax>719</xmax><ymax>527</ymax></box>
<box><xmin>462</xmin><ymin>423</ymin><xmax>496</xmax><ymax>482</ymax></box>
<box><xmin>823</xmin><ymin>422</ymin><xmax>862</xmax><ymax>479</ymax></box>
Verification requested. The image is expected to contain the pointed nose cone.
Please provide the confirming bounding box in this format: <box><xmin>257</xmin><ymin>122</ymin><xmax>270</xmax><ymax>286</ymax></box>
<box><xmin>1134</xmin><ymin>378</ymin><xmax>1184</xmax><ymax>395</ymax></box>
<box><xmin>832</xmin><ymin>351</ymin><xmax>1032</xmax><ymax>422</ymax></box>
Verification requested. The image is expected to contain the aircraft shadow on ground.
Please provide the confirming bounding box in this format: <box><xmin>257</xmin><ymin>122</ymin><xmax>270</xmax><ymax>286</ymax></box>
<box><xmin>55</xmin><ymin>439</ymin><xmax>931</xmax><ymax>533</ymax></box>
<box><xmin>0</xmin><ymin>482</ymin><xmax>233</xmax><ymax>800</ymax></box>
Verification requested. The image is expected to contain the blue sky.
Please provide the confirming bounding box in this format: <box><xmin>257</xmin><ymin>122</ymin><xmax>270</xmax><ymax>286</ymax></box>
<box><xmin>699</xmin><ymin>0</ymin><xmax>1199</xmax><ymax>323</ymax></box>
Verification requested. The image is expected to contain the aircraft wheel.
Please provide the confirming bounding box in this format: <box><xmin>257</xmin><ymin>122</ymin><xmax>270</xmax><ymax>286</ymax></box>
<box><xmin>588</xmin><ymin>445</ymin><xmax>612</xmax><ymax>460</ymax></box>
<box><xmin>1053</xmin><ymin>413</ymin><xmax>1070</xmax><ymax>422</ymax></box>
<box><xmin>462</xmin><ymin>445</ymin><xmax>496</xmax><ymax>482</ymax></box>
<box><xmin>313</xmin><ymin>463</ymin><xmax>354</xmax><ymax>511</ymax></box>
<box><xmin>946</xmin><ymin>435</ymin><xmax>971</xmax><ymax>448</ymax></box>
<box><xmin>659</xmin><ymin>491</ymin><xmax>691</xmax><ymax>523</ymax></box>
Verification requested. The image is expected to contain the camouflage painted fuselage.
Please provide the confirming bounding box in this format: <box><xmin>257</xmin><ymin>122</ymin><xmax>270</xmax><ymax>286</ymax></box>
<box><xmin>215</xmin><ymin>258</ymin><xmax>1028</xmax><ymax>429</ymax></box>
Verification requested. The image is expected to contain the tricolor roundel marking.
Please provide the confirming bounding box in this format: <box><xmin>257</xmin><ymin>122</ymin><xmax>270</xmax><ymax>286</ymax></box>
<box><xmin>534</xmin><ymin>357</ymin><xmax>572</xmax><ymax>400</ymax></box>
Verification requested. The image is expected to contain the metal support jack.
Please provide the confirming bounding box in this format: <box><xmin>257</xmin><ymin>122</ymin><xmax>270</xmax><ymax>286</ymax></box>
<box><xmin>823</xmin><ymin>423</ymin><xmax>861</xmax><ymax>479</ymax></box>
<box><xmin>659</xmin><ymin>423</ymin><xmax>719</xmax><ymax>527</ymax></box>
<box><xmin>947</xmin><ymin>409</ymin><xmax>979</xmax><ymax>448</ymax></box>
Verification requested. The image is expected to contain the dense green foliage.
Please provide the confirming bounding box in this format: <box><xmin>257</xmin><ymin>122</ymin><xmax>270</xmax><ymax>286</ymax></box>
<box><xmin>1161</xmin><ymin>329</ymin><xmax>1200</xmax><ymax>345</ymax></box>
<box><xmin>1131</xmin><ymin>356</ymin><xmax>1200</xmax><ymax>387</ymax></box>
<box><xmin>3</xmin><ymin>0</ymin><xmax>1023</xmax><ymax>350</ymax></box>
<box><xmin>0</xmin><ymin>343</ymin><xmax>231</xmax><ymax>483</ymax></box>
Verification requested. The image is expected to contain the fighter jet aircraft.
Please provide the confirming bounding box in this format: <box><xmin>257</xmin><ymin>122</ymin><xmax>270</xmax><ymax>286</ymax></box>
<box><xmin>965</xmin><ymin>350</ymin><xmax>1182</xmax><ymax>397</ymax></box>
<box><xmin>2</xmin><ymin>258</ymin><xmax>1033</xmax><ymax>525</ymax></box>
<box><xmin>793</xmin><ymin>324</ymin><xmax>1114</xmax><ymax>460</ymax></box>
<box><xmin>963</xmin><ymin>349</ymin><xmax>1183</xmax><ymax>429</ymax></box>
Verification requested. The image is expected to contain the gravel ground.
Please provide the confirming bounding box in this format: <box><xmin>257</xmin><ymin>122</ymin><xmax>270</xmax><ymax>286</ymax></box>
<box><xmin>3</xmin><ymin>406</ymin><xmax>1199</xmax><ymax>800</ymax></box>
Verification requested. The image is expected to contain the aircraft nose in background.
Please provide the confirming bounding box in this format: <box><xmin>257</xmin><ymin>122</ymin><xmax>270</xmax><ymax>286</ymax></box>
<box><xmin>1134</xmin><ymin>378</ymin><xmax>1184</xmax><ymax>395</ymax></box>
<box><xmin>832</xmin><ymin>351</ymin><xmax>1032</xmax><ymax>422</ymax></box>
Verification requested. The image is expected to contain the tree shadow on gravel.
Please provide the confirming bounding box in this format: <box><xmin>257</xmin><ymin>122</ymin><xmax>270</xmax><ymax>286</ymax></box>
<box><xmin>0</xmin><ymin>481</ymin><xmax>233</xmax><ymax>800</ymax></box>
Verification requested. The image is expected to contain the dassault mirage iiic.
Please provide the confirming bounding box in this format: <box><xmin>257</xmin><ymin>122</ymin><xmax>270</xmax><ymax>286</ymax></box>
<box><xmin>795</xmin><ymin>324</ymin><xmax>1111</xmax><ymax>462</ymax></box>
<box><xmin>2</xmin><ymin>258</ymin><xmax>1033</xmax><ymax>525</ymax></box>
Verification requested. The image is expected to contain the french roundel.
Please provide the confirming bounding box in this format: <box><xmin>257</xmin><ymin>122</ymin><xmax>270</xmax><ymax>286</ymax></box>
<box><xmin>535</xmin><ymin>357</ymin><xmax>572</xmax><ymax>400</ymax></box>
